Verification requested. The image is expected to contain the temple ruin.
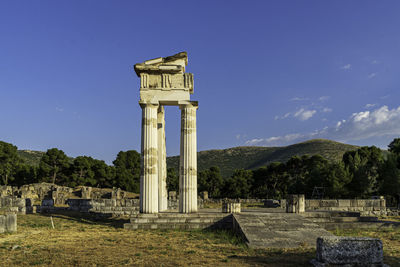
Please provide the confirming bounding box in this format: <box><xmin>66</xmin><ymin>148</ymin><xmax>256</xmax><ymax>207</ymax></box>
<box><xmin>134</xmin><ymin>52</ymin><xmax>198</xmax><ymax>213</ymax></box>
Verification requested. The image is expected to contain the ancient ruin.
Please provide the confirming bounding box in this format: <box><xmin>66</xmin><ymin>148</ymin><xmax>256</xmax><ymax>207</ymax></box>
<box><xmin>134</xmin><ymin>52</ymin><xmax>198</xmax><ymax>214</ymax></box>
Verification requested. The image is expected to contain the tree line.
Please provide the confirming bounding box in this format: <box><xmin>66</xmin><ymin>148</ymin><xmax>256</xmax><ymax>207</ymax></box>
<box><xmin>175</xmin><ymin>138</ymin><xmax>400</xmax><ymax>204</ymax></box>
<box><xmin>1</xmin><ymin>138</ymin><xmax>400</xmax><ymax>204</ymax></box>
<box><xmin>0</xmin><ymin>143</ymin><xmax>140</xmax><ymax>192</ymax></box>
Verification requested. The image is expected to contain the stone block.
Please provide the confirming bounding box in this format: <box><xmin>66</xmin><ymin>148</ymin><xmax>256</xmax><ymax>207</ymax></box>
<box><xmin>222</xmin><ymin>202</ymin><xmax>241</xmax><ymax>213</ymax></box>
<box><xmin>286</xmin><ymin>194</ymin><xmax>305</xmax><ymax>213</ymax></box>
<box><xmin>6</xmin><ymin>214</ymin><xmax>17</xmax><ymax>232</ymax></box>
<box><xmin>307</xmin><ymin>200</ymin><xmax>321</xmax><ymax>208</ymax></box>
<box><xmin>357</xmin><ymin>199</ymin><xmax>367</xmax><ymax>207</ymax></box>
<box><xmin>321</xmin><ymin>200</ymin><xmax>338</xmax><ymax>207</ymax></box>
<box><xmin>0</xmin><ymin>216</ymin><xmax>4</xmax><ymax>233</ymax></box>
<box><xmin>350</xmin><ymin>199</ymin><xmax>358</xmax><ymax>207</ymax></box>
<box><xmin>199</xmin><ymin>191</ymin><xmax>208</xmax><ymax>200</ymax></box>
<box><xmin>338</xmin><ymin>199</ymin><xmax>351</xmax><ymax>207</ymax></box>
<box><xmin>168</xmin><ymin>191</ymin><xmax>177</xmax><ymax>200</ymax></box>
<box><xmin>313</xmin><ymin>236</ymin><xmax>383</xmax><ymax>266</ymax></box>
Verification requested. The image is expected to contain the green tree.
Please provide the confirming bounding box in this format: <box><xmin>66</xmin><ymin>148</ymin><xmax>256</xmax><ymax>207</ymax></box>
<box><xmin>113</xmin><ymin>150</ymin><xmax>140</xmax><ymax>192</ymax></box>
<box><xmin>14</xmin><ymin>163</ymin><xmax>38</xmax><ymax>186</ymax></box>
<box><xmin>322</xmin><ymin>162</ymin><xmax>351</xmax><ymax>198</ymax></box>
<box><xmin>70</xmin><ymin>156</ymin><xmax>95</xmax><ymax>187</ymax></box>
<box><xmin>388</xmin><ymin>138</ymin><xmax>400</xmax><ymax>156</ymax></box>
<box><xmin>379</xmin><ymin>154</ymin><xmax>400</xmax><ymax>200</ymax></box>
<box><xmin>198</xmin><ymin>166</ymin><xmax>223</xmax><ymax>198</ymax></box>
<box><xmin>38</xmin><ymin>148</ymin><xmax>70</xmax><ymax>185</ymax></box>
<box><xmin>286</xmin><ymin>155</ymin><xmax>309</xmax><ymax>195</ymax></box>
<box><xmin>166</xmin><ymin>168</ymin><xmax>178</xmax><ymax>192</ymax></box>
<box><xmin>223</xmin><ymin>169</ymin><xmax>253</xmax><ymax>198</ymax></box>
<box><xmin>0</xmin><ymin>141</ymin><xmax>21</xmax><ymax>185</ymax></box>
<box><xmin>343</xmin><ymin>146</ymin><xmax>384</xmax><ymax>197</ymax></box>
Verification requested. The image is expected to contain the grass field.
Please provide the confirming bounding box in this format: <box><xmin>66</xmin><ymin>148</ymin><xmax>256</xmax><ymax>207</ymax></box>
<box><xmin>1</xmin><ymin>213</ymin><xmax>399</xmax><ymax>266</ymax></box>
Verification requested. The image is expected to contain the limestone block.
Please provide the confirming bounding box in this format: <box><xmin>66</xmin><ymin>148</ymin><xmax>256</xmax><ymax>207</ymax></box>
<box><xmin>350</xmin><ymin>199</ymin><xmax>358</xmax><ymax>207</ymax></box>
<box><xmin>6</xmin><ymin>214</ymin><xmax>17</xmax><ymax>232</ymax></box>
<box><xmin>357</xmin><ymin>199</ymin><xmax>367</xmax><ymax>207</ymax></box>
<box><xmin>81</xmin><ymin>187</ymin><xmax>92</xmax><ymax>199</ymax></box>
<box><xmin>338</xmin><ymin>199</ymin><xmax>351</xmax><ymax>207</ymax></box>
<box><xmin>307</xmin><ymin>200</ymin><xmax>320</xmax><ymax>208</ymax></box>
<box><xmin>380</xmin><ymin>198</ymin><xmax>386</xmax><ymax>208</ymax></box>
<box><xmin>111</xmin><ymin>187</ymin><xmax>122</xmax><ymax>200</ymax></box>
<box><xmin>314</xmin><ymin>236</ymin><xmax>383</xmax><ymax>266</ymax></box>
<box><xmin>286</xmin><ymin>194</ymin><xmax>305</xmax><ymax>213</ymax></box>
<box><xmin>13</xmin><ymin>198</ymin><xmax>26</xmax><ymax>208</ymax></box>
<box><xmin>200</xmin><ymin>191</ymin><xmax>208</xmax><ymax>200</ymax></box>
<box><xmin>222</xmin><ymin>202</ymin><xmax>241</xmax><ymax>213</ymax></box>
<box><xmin>168</xmin><ymin>191</ymin><xmax>177</xmax><ymax>200</ymax></box>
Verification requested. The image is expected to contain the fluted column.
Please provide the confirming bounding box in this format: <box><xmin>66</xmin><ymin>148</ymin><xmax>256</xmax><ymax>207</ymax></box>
<box><xmin>157</xmin><ymin>106</ymin><xmax>168</xmax><ymax>211</ymax></box>
<box><xmin>179</xmin><ymin>103</ymin><xmax>198</xmax><ymax>213</ymax></box>
<box><xmin>140</xmin><ymin>103</ymin><xmax>159</xmax><ymax>213</ymax></box>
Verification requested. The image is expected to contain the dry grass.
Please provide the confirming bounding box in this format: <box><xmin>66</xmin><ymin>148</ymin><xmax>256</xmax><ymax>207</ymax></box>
<box><xmin>0</xmin><ymin>213</ymin><xmax>399</xmax><ymax>266</ymax></box>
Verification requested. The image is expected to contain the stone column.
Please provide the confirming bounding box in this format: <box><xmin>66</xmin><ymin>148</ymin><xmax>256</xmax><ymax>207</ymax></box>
<box><xmin>140</xmin><ymin>103</ymin><xmax>159</xmax><ymax>213</ymax></box>
<box><xmin>179</xmin><ymin>103</ymin><xmax>198</xmax><ymax>213</ymax></box>
<box><xmin>157</xmin><ymin>106</ymin><xmax>168</xmax><ymax>211</ymax></box>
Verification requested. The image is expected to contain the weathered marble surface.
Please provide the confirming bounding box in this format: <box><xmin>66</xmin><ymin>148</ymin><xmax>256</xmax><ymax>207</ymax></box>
<box><xmin>312</xmin><ymin>236</ymin><xmax>384</xmax><ymax>266</ymax></box>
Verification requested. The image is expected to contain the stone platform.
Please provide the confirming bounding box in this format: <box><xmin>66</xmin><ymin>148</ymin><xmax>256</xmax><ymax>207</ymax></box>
<box><xmin>124</xmin><ymin>211</ymin><xmax>232</xmax><ymax>230</ymax></box>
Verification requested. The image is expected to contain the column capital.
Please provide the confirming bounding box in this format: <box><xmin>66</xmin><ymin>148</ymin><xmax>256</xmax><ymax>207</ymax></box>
<box><xmin>179</xmin><ymin>100</ymin><xmax>198</xmax><ymax>110</ymax></box>
<box><xmin>139</xmin><ymin>101</ymin><xmax>159</xmax><ymax>109</ymax></box>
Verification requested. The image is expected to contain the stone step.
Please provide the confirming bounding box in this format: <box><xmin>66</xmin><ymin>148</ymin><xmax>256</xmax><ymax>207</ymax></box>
<box><xmin>124</xmin><ymin>212</ymin><xmax>233</xmax><ymax>231</ymax></box>
<box><xmin>331</xmin><ymin>216</ymin><xmax>360</xmax><ymax>222</ymax></box>
<box><xmin>124</xmin><ymin>222</ymin><xmax>223</xmax><ymax>230</ymax></box>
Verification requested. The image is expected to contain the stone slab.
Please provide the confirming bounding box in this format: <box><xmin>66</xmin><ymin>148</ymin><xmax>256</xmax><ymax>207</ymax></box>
<box><xmin>314</xmin><ymin>236</ymin><xmax>383</xmax><ymax>266</ymax></box>
<box><xmin>233</xmin><ymin>212</ymin><xmax>333</xmax><ymax>248</ymax></box>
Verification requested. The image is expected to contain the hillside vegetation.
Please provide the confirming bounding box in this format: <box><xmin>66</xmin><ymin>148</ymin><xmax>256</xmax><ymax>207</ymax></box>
<box><xmin>17</xmin><ymin>139</ymin><xmax>359</xmax><ymax>178</ymax></box>
<box><xmin>17</xmin><ymin>150</ymin><xmax>45</xmax><ymax>166</ymax></box>
<box><xmin>166</xmin><ymin>139</ymin><xmax>359</xmax><ymax>178</ymax></box>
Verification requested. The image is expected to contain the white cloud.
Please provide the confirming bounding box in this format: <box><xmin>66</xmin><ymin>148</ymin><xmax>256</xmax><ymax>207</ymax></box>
<box><xmin>380</xmin><ymin>95</ymin><xmax>390</xmax><ymax>99</ymax></box>
<box><xmin>319</xmin><ymin>96</ymin><xmax>330</xmax><ymax>101</ymax></box>
<box><xmin>245</xmin><ymin>134</ymin><xmax>302</xmax><ymax>146</ymax></box>
<box><xmin>56</xmin><ymin>107</ymin><xmax>64</xmax><ymax>112</ymax></box>
<box><xmin>245</xmin><ymin>105</ymin><xmax>400</xmax><ymax>146</ymax></box>
<box><xmin>371</xmin><ymin>60</ymin><xmax>379</xmax><ymax>64</ymax></box>
<box><xmin>368</xmin><ymin>73</ymin><xmax>377</xmax><ymax>79</ymax></box>
<box><xmin>290</xmin><ymin>97</ymin><xmax>309</xmax><ymax>101</ymax></box>
<box><xmin>341</xmin><ymin>64</ymin><xmax>351</xmax><ymax>70</ymax></box>
<box><xmin>294</xmin><ymin>108</ymin><xmax>317</xmax><ymax>121</ymax></box>
<box><xmin>322</xmin><ymin>107</ymin><xmax>332</xmax><ymax>113</ymax></box>
<box><xmin>365</xmin><ymin>103</ymin><xmax>377</xmax><ymax>108</ymax></box>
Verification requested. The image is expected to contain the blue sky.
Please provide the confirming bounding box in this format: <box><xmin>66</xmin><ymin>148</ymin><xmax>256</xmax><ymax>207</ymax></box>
<box><xmin>1</xmin><ymin>1</ymin><xmax>399</xmax><ymax>164</ymax></box>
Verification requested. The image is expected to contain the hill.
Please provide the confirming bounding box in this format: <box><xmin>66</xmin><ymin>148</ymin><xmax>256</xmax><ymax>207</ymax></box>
<box><xmin>17</xmin><ymin>139</ymin><xmax>360</xmax><ymax>177</ymax></box>
<box><xmin>166</xmin><ymin>139</ymin><xmax>359</xmax><ymax>178</ymax></box>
